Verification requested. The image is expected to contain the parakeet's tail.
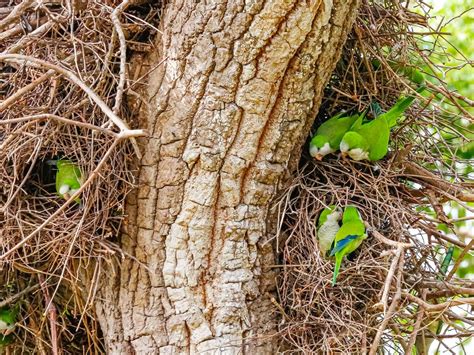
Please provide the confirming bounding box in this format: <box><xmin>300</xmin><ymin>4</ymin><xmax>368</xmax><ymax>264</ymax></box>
<box><xmin>437</xmin><ymin>245</ymin><xmax>454</xmax><ymax>281</ymax></box>
<box><xmin>332</xmin><ymin>257</ymin><xmax>342</xmax><ymax>286</ymax></box>
<box><xmin>385</xmin><ymin>85</ymin><xmax>426</xmax><ymax>128</ymax></box>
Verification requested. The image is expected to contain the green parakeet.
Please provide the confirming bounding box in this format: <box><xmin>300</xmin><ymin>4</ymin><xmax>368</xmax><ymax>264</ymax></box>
<box><xmin>340</xmin><ymin>87</ymin><xmax>424</xmax><ymax>161</ymax></box>
<box><xmin>54</xmin><ymin>159</ymin><xmax>83</xmax><ymax>203</ymax></box>
<box><xmin>329</xmin><ymin>206</ymin><xmax>367</xmax><ymax>286</ymax></box>
<box><xmin>0</xmin><ymin>305</ymin><xmax>19</xmax><ymax>336</ymax></box>
<box><xmin>316</xmin><ymin>205</ymin><xmax>342</xmax><ymax>256</ymax></box>
<box><xmin>309</xmin><ymin>112</ymin><xmax>363</xmax><ymax>160</ymax></box>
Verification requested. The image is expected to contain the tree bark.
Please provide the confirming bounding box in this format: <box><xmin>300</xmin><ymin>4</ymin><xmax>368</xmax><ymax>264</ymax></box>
<box><xmin>94</xmin><ymin>0</ymin><xmax>359</xmax><ymax>353</ymax></box>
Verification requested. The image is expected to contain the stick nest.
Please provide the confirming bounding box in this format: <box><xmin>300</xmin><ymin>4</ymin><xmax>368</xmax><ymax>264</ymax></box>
<box><xmin>0</xmin><ymin>0</ymin><xmax>160</xmax><ymax>352</ymax></box>
<box><xmin>274</xmin><ymin>1</ymin><xmax>474</xmax><ymax>353</ymax></box>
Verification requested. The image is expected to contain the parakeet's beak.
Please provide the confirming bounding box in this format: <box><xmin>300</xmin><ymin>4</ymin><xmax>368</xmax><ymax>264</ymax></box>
<box><xmin>314</xmin><ymin>154</ymin><xmax>323</xmax><ymax>161</ymax></box>
<box><xmin>340</xmin><ymin>151</ymin><xmax>347</xmax><ymax>159</ymax></box>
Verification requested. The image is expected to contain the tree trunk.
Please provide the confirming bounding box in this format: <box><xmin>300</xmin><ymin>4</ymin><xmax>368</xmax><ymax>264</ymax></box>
<box><xmin>94</xmin><ymin>0</ymin><xmax>359</xmax><ymax>353</ymax></box>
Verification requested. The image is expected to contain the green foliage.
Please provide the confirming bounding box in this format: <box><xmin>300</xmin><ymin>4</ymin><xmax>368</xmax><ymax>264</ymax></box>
<box><xmin>429</xmin><ymin>0</ymin><xmax>474</xmax><ymax>100</ymax></box>
<box><xmin>415</xmin><ymin>0</ymin><xmax>474</xmax><ymax>281</ymax></box>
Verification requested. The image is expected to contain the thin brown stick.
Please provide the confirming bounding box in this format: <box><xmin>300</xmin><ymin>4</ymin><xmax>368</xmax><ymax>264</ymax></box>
<box><xmin>0</xmin><ymin>70</ymin><xmax>56</xmax><ymax>112</ymax></box>
<box><xmin>0</xmin><ymin>285</ymin><xmax>40</xmax><ymax>308</ymax></box>
<box><xmin>379</xmin><ymin>246</ymin><xmax>404</xmax><ymax>314</ymax></box>
<box><xmin>367</xmin><ymin>225</ymin><xmax>413</xmax><ymax>248</ymax></box>
<box><xmin>110</xmin><ymin>0</ymin><xmax>130</xmax><ymax>115</ymax></box>
<box><xmin>369</xmin><ymin>252</ymin><xmax>405</xmax><ymax>355</ymax></box>
<box><xmin>406</xmin><ymin>292</ymin><xmax>426</xmax><ymax>353</ymax></box>
<box><xmin>0</xmin><ymin>0</ymin><xmax>36</xmax><ymax>31</ymax></box>
<box><xmin>0</xmin><ymin>114</ymin><xmax>115</xmax><ymax>136</ymax></box>
<box><xmin>403</xmin><ymin>293</ymin><xmax>474</xmax><ymax>312</ymax></box>
<box><xmin>38</xmin><ymin>275</ymin><xmax>58</xmax><ymax>355</ymax></box>
<box><xmin>0</xmin><ymin>54</ymin><xmax>146</xmax><ymax>156</ymax></box>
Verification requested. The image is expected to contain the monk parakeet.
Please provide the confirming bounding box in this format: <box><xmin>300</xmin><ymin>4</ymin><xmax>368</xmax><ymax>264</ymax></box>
<box><xmin>329</xmin><ymin>206</ymin><xmax>367</xmax><ymax>286</ymax></box>
<box><xmin>309</xmin><ymin>112</ymin><xmax>363</xmax><ymax>160</ymax></box>
<box><xmin>50</xmin><ymin>159</ymin><xmax>83</xmax><ymax>203</ymax></box>
<box><xmin>340</xmin><ymin>87</ymin><xmax>425</xmax><ymax>161</ymax></box>
<box><xmin>316</xmin><ymin>205</ymin><xmax>342</xmax><ymax>256</ymax></box>
<box><xmin>0</xmin><ymin>305</ymin><xmax>19</xmax><ymax>336</ymax></box>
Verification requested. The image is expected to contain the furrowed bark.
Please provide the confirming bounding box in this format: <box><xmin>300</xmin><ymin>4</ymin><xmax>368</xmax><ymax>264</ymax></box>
<box><xmin>94</xmin><ymin>0</ymin><xmax>360</xmax><ymax>353</ymax></box>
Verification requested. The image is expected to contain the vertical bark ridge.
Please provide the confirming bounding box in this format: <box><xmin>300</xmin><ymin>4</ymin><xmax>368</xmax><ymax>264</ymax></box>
<box><xmin>95</xmin><ymin>0</ymin><xmax>360</xmax><ymax>353</ymax></box>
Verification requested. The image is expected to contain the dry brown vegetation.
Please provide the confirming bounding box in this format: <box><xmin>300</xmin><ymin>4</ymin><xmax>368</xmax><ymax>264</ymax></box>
<box><xmin>0</xmin><ymin>0</ymin><xmax>160</xmax><ymax>352</ymax></box>
<box><xmin>274</xmin><ymin>1</ymin><xmax>474</xmax><ymax>353</ymax></box>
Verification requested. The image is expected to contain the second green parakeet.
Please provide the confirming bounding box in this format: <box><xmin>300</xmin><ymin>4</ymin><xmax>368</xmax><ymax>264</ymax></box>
<box><xmin>309</xmin><ymin>112</ymin><xmax>363</xmax><ymax>160</ymax></box>
<box><xmin>317</xmin><ymin>205</ymin><xmax>342</xmax><ymax>256</ymax></box>
<box><xmin>372</xmin><ymin>58</ymin><xmax>426</xmax><ymax>86</ymax></box>
<box><xmin>329</xmin><ymin>206</ymin><xmax>367</xmax><ymax>286</ymax></box>
<box><xmin>340</xmin><ymin>87</ymin><xmax>424</xmax><ymax>161</ymax></box>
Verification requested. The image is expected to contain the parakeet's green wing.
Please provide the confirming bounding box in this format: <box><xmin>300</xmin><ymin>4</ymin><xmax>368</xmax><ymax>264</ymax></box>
<box><xmin>316</xmin><ymin>113</ymin><xmax>362</xmax><ymax>148</ymax></box>
<box><xmin>330</xmin><ymin>206</ymin><xmax>367</xmax><ymax>286</ymax></box>
<box><xmin>348</xmin><ymin>115</ymin><xmax>389</xmax><ymax>161</ymax></box>
<box><xmin>330</xmin><ymin>234</ymin><xmax>360</xmax><ymax>256</ymax></box>
<box><xmin>341</xmin><ymin>86</ymin><xmax>423</xmax><ymax>161</ymax></box>
<box><xmin>331</xmin><ymin>221</ymin><xmax>366</xmax><ymax>246</ymax></box>
<box><xmin>330</xmin><ymin>220</ymin><xmax>366</xmax><ymax>285</ymax></box>
<box><xmin>361</xmin><ymin>86</ymin><xmax>424</xmax><ymax>161</ymax></box>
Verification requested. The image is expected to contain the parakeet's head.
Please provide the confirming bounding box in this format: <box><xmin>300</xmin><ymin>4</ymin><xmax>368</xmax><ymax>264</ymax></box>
<box><xmin>0</xmin><ymin>305</ymin><xmax>18</xmax><ymax>336</ymax></box>
<box><xmin>56</xmin><ymin>159</ymin><xmax>73</xmax><ymax>169</ymax></box>
<box><xmin>342</xmin><ymin>205</ymin><xmax>362</xmax><ymax>223</ymax></box>
<box><xmin>309</xmin><ymin>135</ymin><xmax>335</xmax><ymax>160</ymax></box>
<box><xmin>340</xmin><ymin>132</ymin><xmax>369</xmax><ymax>161</ymax></box>
<box><xmin>318</xmin><ymin>205</ymin><xmax>342</xmax><ymax>226</ymax></box>
<box><xmin>46</xmin><ymin>159</ymin><xmax>75</xmax><ymax>169</ymax></box>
